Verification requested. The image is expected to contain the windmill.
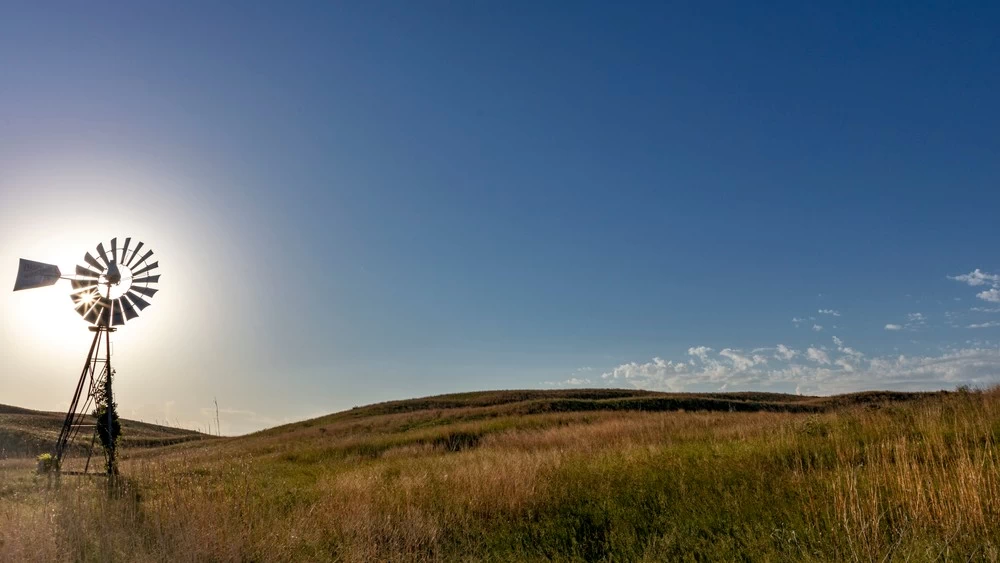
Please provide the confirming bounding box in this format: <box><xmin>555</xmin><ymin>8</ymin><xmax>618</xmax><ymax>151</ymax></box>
<box><xmin>13</xmin><ymin>237</ymin><xmax>160</xmax><ymax>474</ymax></box>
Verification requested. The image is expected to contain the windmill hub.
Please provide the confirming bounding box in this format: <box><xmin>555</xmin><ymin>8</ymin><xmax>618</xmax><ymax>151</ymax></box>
<box><xmin>101</xmin><ymin>262</ymin><xmax>132</xmax><ymax>299</ymax></box>
<box><xmin>105</xmin><ymin>261</ymin><xmax>123</xmax><ymax>285</ymax></box>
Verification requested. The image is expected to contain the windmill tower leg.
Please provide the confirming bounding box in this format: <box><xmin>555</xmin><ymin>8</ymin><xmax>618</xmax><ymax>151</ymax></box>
<box><xmin>103</xmin><ymin>322</ymin><xmax>117</xmax><ymax>476</ymax></box>
<box><xmin>54</xmin><ymin>328</ymin><xmax>103</xmax><ymax>467</ymax></box>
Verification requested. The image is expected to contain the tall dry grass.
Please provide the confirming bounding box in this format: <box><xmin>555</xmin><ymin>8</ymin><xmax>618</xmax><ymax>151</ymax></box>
<box><xmin>1</xmin><ymin>389</ymin><xmax>998</xmax><ymax>561</ymax></box>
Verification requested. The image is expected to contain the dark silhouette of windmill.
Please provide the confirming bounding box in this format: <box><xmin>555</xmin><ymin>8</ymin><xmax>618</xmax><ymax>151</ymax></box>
<box><xmin>14</xmin><ymin>238</ymin><xmax>160</xmax><ymax>474</ymax></box>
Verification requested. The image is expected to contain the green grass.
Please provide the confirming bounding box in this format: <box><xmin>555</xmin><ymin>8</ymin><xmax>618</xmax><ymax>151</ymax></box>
<box><xmin>1</xmin><ymin>388</ymin><xmax>998</xmax><ymax>561</ymax></box>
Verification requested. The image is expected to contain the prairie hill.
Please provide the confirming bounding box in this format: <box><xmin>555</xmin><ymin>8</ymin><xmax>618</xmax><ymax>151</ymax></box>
<box><xmin>0</xmin><ymin>403</ymin><xmax>213</xmax><ymax>458</ymax></box>
<box><xmin>3</xmin><ymin>387</ymin><xmax>993</xmax><ymax>561</ymax></box>
<box><xmin>214</xmin><ymin>387</ymin><xmax>943</xmax><ymax>461</ymax></box>
<box><xmin>0</xmin><ymin>388</ymin><xmax>943</xmax><ymax>459</ymax></box>
<box><xmin>258</xmin><ymin>387</ymin><xmax>938</xmax><ymax>435</ymax></box>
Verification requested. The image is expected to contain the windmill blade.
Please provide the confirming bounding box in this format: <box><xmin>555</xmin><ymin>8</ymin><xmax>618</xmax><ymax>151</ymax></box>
<box><xmin>98</xmin><ymin>306</ymin><xmax>111</xmax><ymax>326</ymax></box>
<box><xmin>133</xmin><ymin>275</ymin><xmax>160</xmax><ymax>285</ymax></box>
<box><xmin>127</xmin><ymin>291</ymin><xmax>152</xmax><ymax>311</ymax></box>
<box><xmin>71</xmin><ymin>289</ymin><xmax>99</xmax><ymax>317</ymax></box>
<box><xmin>126</xmin><ymin>241</ymin><xmax>145</xmax><ymax>267</ymax></box>
<box><xmin>131</xmin><ymin>261</ymin><xmax>158</xmax><ymax>277</ymax></box>
<box><xmin>70</xmin><ymin>288</ymin><xmax>97</xmax><ymax>303</ymax></box>
<box><xmin>84</xmin><ymin>252</ymin><xmax>103</xmax><ymax>271</ymax></box>
<box><xmin>119</xmin><ymin>295</ymin><xmax>139</xmax><ymax>320</ymax></box>
<box><xmin>75</xmin><ymin>301</ymin><xmax>92</xmax><ymax>318</ymax></box>
<box><xmin>76</xmin><ymin>292</ymin><xmax>110</xmax><ymax>324</ymax></box>
<box><xmin>133</xmin><ymin>249</ymin><xmax>155</xmax><ymax>269</ymax></box>
<box><xmin>130</xmin><ymin>285</ymin><xmax>158</xmax><ymax>298</ymax></box>
<box><xmin>83</xmin><ymin>301</ymin><xmax>103</xmax><ymax>324</ymax></box>
<box><xmin>121</xmin><ymin>238</ymin><xmax>132</xmax><ymax>266</ymax></box>
<box><xmin>13</xmin><ymin>259</ymin><xmax>62</xmax><ymax>291</ymax></box>
<box><xmin>95</xmin><ymin>297</ymin><xmax>112</xmax><ymax>326</ymax></box>
<box><xmin>112</xmin><ymin>303</ymin><xmax>125</xmax><ymax>326</ymax></box>
<box><xmin>70</xmin><ymin>285</ymin><xmax>100</xmax><ymax>298</ymax></box>
<box><xmin>71</xmin><ymin>279</ymin><xmax>99</xmax><ymax>290</ymax></box>
<box><xmin>73</xmin><ymin>302</ymin><xmax>88</xmax><ymax>317</ymax></box>
<box><xmin>110</xmin><ymin>238</ymin><xmax>118</xmax><ymax>263</ymax></box>
<box><xmin>96</xmin><ymin>243</ymin><xmax>110</xmax><ymax>267</ymax></box>
<box><xmin>76</xmin><ymin>265</ymin><xmax>101</xmax><ymax>278</ymax></box>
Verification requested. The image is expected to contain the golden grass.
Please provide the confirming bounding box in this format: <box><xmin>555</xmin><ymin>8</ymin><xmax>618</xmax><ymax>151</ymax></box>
<box><xmin>1</xmin><ymin>389</ymin><xmax>998</xmax><ymax>561</ymax></box>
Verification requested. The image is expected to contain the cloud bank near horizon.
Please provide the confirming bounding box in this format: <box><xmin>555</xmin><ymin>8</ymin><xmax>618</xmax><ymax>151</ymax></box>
<box><xmin>598</xmin><ymin>339</ymin><xmax>1000</xmax><ymax>395</ymax></box>
<box><xmin>547</xmin><ymin>269</ymin><xmax>1000</xmax><ymax>394</ymax></box>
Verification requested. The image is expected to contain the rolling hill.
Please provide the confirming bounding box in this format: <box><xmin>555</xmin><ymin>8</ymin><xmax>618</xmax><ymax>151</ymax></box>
<box><xmin>0</xmin><ymin>403</ymin><xmax>212</xmax><ymax>459</ymax></box>
<box><xmin>1</xmin><ymin>387</ymin><xmax>996</xmax><ymax>561</ymax></box>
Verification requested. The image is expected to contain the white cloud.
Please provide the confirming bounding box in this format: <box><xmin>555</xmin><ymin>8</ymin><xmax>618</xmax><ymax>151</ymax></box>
<box><xmin>601</xmin><ymin>345</ymin><xmax>1000</xmax><ymax>395</ymax></box>
<box><xmin>950</xmin><ymin>269</ymin><xmax>1000</xmax><ymax>304</ymax></box>
<box><xmin>832</xmin><ymin>336</ymin><xmax>843</xmax><ymax>347</ymax></box>
<box><xmin>907</xmin><ymin>312</ymin><xmax>926</xmax><ymax>323</ymax></box>
<box><xmin>775</xmin><ymin>344</ymin><xmax>798</xmax><ymax>361</ymax></box>
<box><xmin>818</xmin><ymin>309</ymin><xmax>841</xmax><ymax>316</ymax></box>
<box><xmin>719</xmin><ymin>348</ymin><xmax>767</xmax><ymax>371</ymax></box>
<box><xmin>600</xmin><ymin>356</ymin><xmax>690</xmax><ymax>390</ymax></box>
<box><xmin>972</xmin><ymin>307</ymin><xmax>1000</xmax><ymax>313</ymax></box>
<box><xmin>806</xmin><ymin>347</ymin><xmax>830</xmax><ymax>365</ymax></box>
<box><xmin>687</xmin><ymin>346</ymin><xmax>713</xmax><ymax>362</ymax></box>
<box><xmin>841</xmin><ymin>346</ymin><xmax>863</xmax><ymax>358</ymax></box>
<box><xmin>949</xmin><ymin>269</ymin><xmax>1000</xmax><ymax>287</ymax></box>
<box><xmin>978</xmin><ymin>289</ymin><xmax>1000</xmax><ymax>303</ymax></box>
<box><xmin>792</xmin><ymin>317</ymin><xmax>806</xmax><ymax>326</ymax></box>
<box><xmin>885</xmin><ymin>324</ymin><xmax>903</xmax><ymax>331</ymax></box>
<box><xmin>834</xmin><ymin>358</ymin><xmax>856</xmax><ymax>372</ymax></box>
<box><xmin>812</xmin><ymin>324</ymin><xmax>824</xmax><ymax>332</ymax></box>
<box><xmin>967</xmin><ymin>322</ymin><xmax>1000</xmax><ymax>329</ymax></box>
<box><xmin>544</xmin><ymin>377</ymin><xmax>593</xmax><ymax>386</ymax></box>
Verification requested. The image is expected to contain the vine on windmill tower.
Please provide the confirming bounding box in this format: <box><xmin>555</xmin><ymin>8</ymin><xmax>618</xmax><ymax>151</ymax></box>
<box><xmin>94</xmin><ymin>367</ymin><xmax>122</xmax><ymax>475</ymax></box>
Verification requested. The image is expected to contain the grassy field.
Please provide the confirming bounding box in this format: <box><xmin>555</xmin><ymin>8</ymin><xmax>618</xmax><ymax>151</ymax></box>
<box><xmin>1</xmin><ymin>387</ymin><xmax>998</xmax><ymax>561</ymax></box>
<box><xmin>0</xmin><ymin>403</ymin><xmax>212</xmax><ymax>462</ymax></box>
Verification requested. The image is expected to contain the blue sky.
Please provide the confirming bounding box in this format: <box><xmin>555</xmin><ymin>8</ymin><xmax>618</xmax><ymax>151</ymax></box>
<box><xmin>1</xmin><ymin>3</ymin><xmax>998</xmax><ymax>434</ymax></box>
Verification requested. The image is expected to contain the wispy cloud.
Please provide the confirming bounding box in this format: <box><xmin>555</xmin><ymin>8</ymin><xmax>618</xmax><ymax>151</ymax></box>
<box><xmin>806</xmin><ymin>347</ymin><xmax>830</xmax><ymax>365</ymax></box>
<box><xmin>688</xmin><ymin>346</ymin><xmax>713</xmax><ymax>362</ymax></box>
<box><xmin>883</xmin><ymin>313</ymin><xmax>927</xmax><ymax>332</ymax></box>
<box><xmin>719</xmin><ymin>348</ymin><xmax>767</xmax><ymax>371</ymax></box>
<box><xmin>950</xmin><ymin>270</ymin><xmax>1000</xmax><ymax>304</ymax></box>
<box><xmin>978</xmin><ymin>289</ymin><xmax>1000</xmax><ymax>303</ymax></box>
<box><xmin>602</xmin><ymin>341</ymin><xmax>1000</xmax><ymax>395</ymax></box>
<box><xmin>949</xmin><ymin>269</ymin><xmax>1000</xmax><ymax>287</ymax></box>
<box><xmin>544</xmin><ymin>377</ymin><xmax>593</xmax><ymax>386</ymax></box>
<box><xmin>775</xmin><ymin>344</ymin><xmax>798</xmax><ymax>361</ymax></box>
<box><xmin>543</xmin><ymin>366</ymin><xmax>598</xmax><ymax>386</ymax></box>
<box><xmin>597</xmin><ymin>268</ymin><xmax>1000</xmax><ymax>395</ymax></box>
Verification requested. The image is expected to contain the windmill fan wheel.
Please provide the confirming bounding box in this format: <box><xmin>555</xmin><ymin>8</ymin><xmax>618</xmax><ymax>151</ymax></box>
<box><xmin>70</xmin><ymin>237</ymin><xmax>160</xmax><ymax>326</ymax></box>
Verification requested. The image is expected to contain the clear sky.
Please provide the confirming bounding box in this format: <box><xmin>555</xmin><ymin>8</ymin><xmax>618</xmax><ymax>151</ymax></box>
<box><xmin>1</xmin><ymin>3</ymin><xmax>998</xmax><ymax>434</ymax></box>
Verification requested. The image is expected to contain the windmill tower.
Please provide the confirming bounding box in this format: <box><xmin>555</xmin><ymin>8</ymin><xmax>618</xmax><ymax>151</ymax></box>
<box><xmin>13</xmin><ymin>237</ymin><xmax>160</xmax><ymax>474</ymax></box>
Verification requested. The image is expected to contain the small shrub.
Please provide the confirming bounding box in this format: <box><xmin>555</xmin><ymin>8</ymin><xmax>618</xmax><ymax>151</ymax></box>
<box><xmin>36</xmin><ymin>452</ymin><xmax>58</xmax><ymax>473</ymax></box>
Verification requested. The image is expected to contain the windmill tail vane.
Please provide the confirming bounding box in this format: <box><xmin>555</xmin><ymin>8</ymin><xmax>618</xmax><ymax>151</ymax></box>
<box><xmin>13</xmin><ymin>237</ymin><xmax>161</xmax><ymax>475</ymax></box>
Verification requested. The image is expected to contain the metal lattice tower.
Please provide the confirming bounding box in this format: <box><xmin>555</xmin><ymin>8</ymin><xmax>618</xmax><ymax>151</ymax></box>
<box><xmin>13</xmin><ymin>237</ymin><xmax>161</xmax><ymax>474</ymax></box>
